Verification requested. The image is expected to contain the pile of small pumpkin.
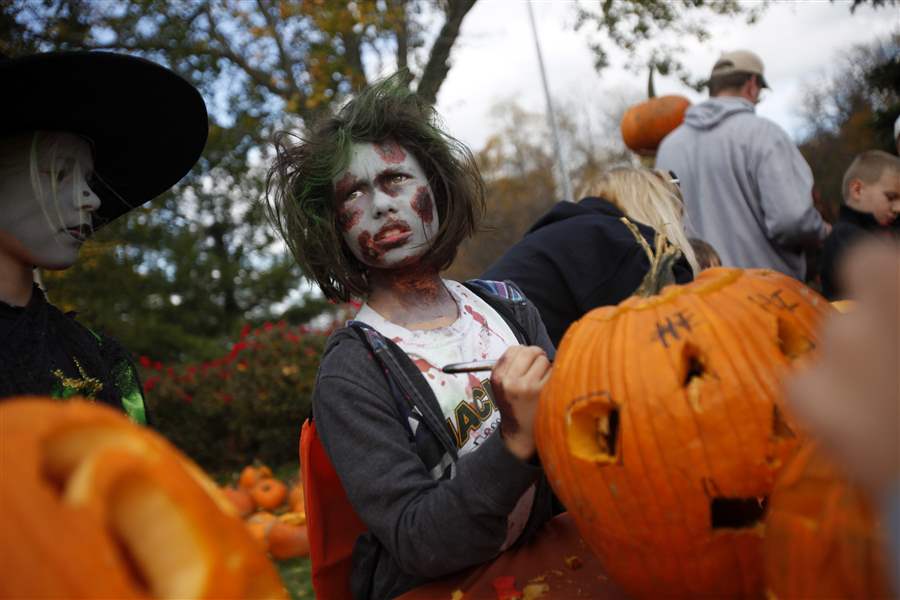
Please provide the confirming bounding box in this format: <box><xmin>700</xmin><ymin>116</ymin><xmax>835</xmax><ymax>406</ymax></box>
<box><xmin>221</xmin><ymin>464</ymin><xmax>309</xmax><ymax>561</ymax></box>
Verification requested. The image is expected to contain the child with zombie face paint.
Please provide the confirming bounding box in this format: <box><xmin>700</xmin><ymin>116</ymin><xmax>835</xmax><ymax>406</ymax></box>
<box><xmin>266</xmin><ymin>75</ymin><xmax>557</xmax><ymax>599</ymax></box>
<box><xmin>0</xmin><ymin>52</ymin><xmax>208</xmax><ymax>424</ymax></box>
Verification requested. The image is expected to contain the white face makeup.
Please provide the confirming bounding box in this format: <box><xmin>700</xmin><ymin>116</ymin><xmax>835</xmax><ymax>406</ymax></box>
<box><xmin>0</xmin><ymin>132</ymin><xmax>100</xmax><ymax>270</ymax></box>
<box><xmin>333</xmin><ymin>141</ymin><xmax>439</xmax><ymax>269</ymax></box>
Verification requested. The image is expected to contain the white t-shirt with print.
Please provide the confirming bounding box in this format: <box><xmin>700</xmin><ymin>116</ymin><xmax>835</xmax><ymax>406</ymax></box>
<box><xmin>355</xmin><ymin>279</ymin><xmax>536</xmax><ymax>550</ymax></box>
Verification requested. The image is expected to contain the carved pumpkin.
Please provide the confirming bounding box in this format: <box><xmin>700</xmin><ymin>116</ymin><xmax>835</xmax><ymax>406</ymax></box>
<box><xmin>239</xmin><ymin>464</ymin><xmax>273</xmax><ymax>490</ymax></box>
<box><xmin>251</xmin><ymin>477</ymin><xmax>288</xmax><ymax>510</ymax></box>
<box><xmin>535</xmin><ymin>244</ymin><xmax>832</xmax><ymax>599</ymax></box>
<box><xmin>0</xmin><ymin>397</ymin><xmax>286</xmax><ymax>599</ymax></box>
<box><xmin>764</xmin><ymin>443</ymin><xmax>893</xmax><ymax>599</ymax></box>
<box><xmin>620</xmin><ymin>95</ymin><xmax>690</xmax><ymax>156</ymax></box>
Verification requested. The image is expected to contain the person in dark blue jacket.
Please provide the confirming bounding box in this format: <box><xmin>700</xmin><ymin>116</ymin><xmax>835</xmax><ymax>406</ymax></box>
<box><xmin>821</xmin><ymin>150</ymin><xmax>900</xmax><ymax>300</ymax></box>
<box><xmin>484</xmin><ymin>166</ymin><xmax>696</xmax><ymax>347</ymax></box>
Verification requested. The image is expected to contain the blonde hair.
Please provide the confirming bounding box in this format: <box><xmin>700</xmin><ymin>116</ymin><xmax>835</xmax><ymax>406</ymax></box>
<box><xmin>581</xmin><ymin>166</ymin><xmax>699</xmax><ymax>275</ymax></box>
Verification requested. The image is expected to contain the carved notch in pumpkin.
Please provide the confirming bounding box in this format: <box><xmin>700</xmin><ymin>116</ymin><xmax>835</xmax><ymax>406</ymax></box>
<box><xmin>777</xmin><ymin>316</ymin><xmax>814</xmax><ymax>360</ymax></box>
<box><xmin>565</xmin><ymin>394</ymin><xmax>622</xmax><ymax>465</ymax></box>
<box><xmin>41</xmin><ymin>427</ymin><xmax>211</xmax><ymax>598</ymax></box>
<box><xmin>710</xmin><ymin>496</ymin><xmax>768</xmax><ymax>530</ymax></box>
<box><xmin>772</xmin><ymin>404</ymin><xmax>796</xmax><ymax>440</ymax></box>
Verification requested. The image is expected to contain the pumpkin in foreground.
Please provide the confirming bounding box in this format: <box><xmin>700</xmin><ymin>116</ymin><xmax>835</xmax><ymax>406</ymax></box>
<box><xmin>0</xmin><ymin>397</ymin><xmax>287</xmax><ymax>599</ymax></box>
<box><xmin>765</xmin><ymin>443</ymin><xmax>894</xmax><ymax>599</ymax></box>
<box><xmin>535</xmin><ymin>265</ymin><xmax>832</xmax><ymax>599</ymax></box>
<box><xmin>620</xmin><ymin>95</ymin><xmax>690</xmax><ymax>156</ymax></box>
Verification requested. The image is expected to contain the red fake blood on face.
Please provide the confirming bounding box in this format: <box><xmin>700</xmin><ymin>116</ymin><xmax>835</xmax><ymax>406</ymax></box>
<box><xmin>410</xmin><ymin>186</ymin><xmax>434</xmax><ymax>225</ymax></box>
<box><xmin>337</xmin><ymin>204</ymin><xmax>362</xmax><ymax>232</ymax></box>
<box><xmin>374</xmin><ymin>140</ymin><xmax>406</xmax><ymax>164</ymax></box>
<box><xmin>334</xmin><ymin>171</ymin><xmax>359</xmax><ymax>201</ymax></box>
<box><xmin>357</xmin><ymin>231</ymin><xmax>384</xmax><ymax>263</ymax></box>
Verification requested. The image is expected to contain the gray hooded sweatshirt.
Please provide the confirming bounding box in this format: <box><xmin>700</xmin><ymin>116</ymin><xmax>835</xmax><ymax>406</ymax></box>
<box><xmin>656</xmin><ymin>97</ymin><xmax>827</xmax><ymax>280</ymax></box>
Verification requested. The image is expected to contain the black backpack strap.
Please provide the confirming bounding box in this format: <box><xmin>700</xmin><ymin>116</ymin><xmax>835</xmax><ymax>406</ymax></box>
<box><xmin>349</xmin><ymin>322</ymin><xmax>416</xmax><ymax>439</ymax></box>
<box><xmin>462</xmin><ymin>280</ymin><xmax>532</xmax><ymax>346</ymax></box>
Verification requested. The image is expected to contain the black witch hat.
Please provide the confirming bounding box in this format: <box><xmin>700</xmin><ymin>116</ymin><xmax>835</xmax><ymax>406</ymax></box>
<box><xmin>0</xmin><ymin>51</ymin><xmax>208</xmax><ymax>227</ymax></box>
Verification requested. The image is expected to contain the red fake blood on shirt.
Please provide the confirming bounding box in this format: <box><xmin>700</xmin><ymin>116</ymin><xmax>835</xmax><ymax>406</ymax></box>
<box><xmin>468</xmin><ymin>373</ymin><xmax>481</xmax><ymax>392</ymax></box>
<box><xmin>374</xmin><ymin>140</ymin><xmax>406</xmax><ymax>164</ymax></box>
<box><xmin>464</xmin><ymin>304</ymin><xmax>505</xmax><ymax>340</ymax></box>
<box><xmin>414</xmin><ymin>357</ymin><xmax>437</xmax><ymax>379</ymax></box>
<box><xmin>410</xmin><ymin>186</ymin><xmax>434</xmax><ymax>225</ymax></box>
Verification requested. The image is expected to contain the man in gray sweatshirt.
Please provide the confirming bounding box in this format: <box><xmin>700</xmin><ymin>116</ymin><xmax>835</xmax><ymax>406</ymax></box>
<box><xmin>656</xmin><ymin>50</ymin><xmax>830</xmax><ymax>281</ymax></box>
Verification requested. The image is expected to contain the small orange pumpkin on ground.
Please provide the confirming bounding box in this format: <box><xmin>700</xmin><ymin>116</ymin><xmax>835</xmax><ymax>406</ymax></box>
<box><xmin>222</xmin><ymin>485</ymin><xmax>256</xmax><ymax>518</ymax></box>
<box><xmin>251</xmin><ymin>477</ymin><xmax>288</xmax><ymax>510</ymax></box>
<box><xmin>0</xmin><ymin>397</ymin><xmax>286</xmax><ymax>599</ymax></box>
<box><xmin>535</xmin><ymin>227</ymin><xmax>832</xmax><ymax>599</ymax></box>
<box><xmin>238</xmin><ymin>463</ymin><xmax>273</xmax><ymax>490</ymax></box>
<box><xmin>620</xmin><ymin>95</ymin><xmax>690</xmax><ymax>156</ymax></box>
<box><xmin>764</xmin><ymin>443</ymin><xmax>894</xmax><ymax>599</ymax></box>
<box><xmin>246</xmin><ymin>511</ymin><xmax>278</xmax><ymax>548</ymax></box>
<box><xmin>288</xmin><ymin>483</ymin><xmax>306</xmax><ymax>514</ymax></box>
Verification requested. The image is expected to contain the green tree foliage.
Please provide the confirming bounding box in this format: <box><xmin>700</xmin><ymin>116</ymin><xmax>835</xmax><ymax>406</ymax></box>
<box><xmin>2</xmin><ymin>0</ymin><xmax>479</xmax><ymax>362</ymax></box>
<box><xmin>573</xmin><ymin>0</ymin><xmax>767</xmax><ymax>88</ymax></box>
<box><xmin>798</xmin><ymin>32</ymin><xmax>900</xmax><ymax>219</ymax></box>
<box><xmin>140</xmin><ymin>319</ymin><xmax>334</xmax><ymax>473</ymax></box>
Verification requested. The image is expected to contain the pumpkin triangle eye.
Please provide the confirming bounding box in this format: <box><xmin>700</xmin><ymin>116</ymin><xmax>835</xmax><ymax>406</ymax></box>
<box><xmin>777</xmin><ymin>316</ymin><xmax>814</xmax><ymax>360</ymax></box>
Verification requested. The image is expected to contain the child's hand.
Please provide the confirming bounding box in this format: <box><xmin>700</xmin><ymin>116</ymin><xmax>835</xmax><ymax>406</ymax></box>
<box><xmin>491</xmin><ymin>345</ymin><xmax>552</xmax><ymax>461</ymax></box>
<box><xmin>786</xmin><ymin>239</ymin><xmax>899</xmax><ymax>498</ymax></box>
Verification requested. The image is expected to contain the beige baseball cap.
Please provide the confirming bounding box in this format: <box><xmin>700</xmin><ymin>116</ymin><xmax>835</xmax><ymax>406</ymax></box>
<box><xmin>709</xmin><ymin>50</ymin><xmax>770</xmax><ymax>89</ymax></box>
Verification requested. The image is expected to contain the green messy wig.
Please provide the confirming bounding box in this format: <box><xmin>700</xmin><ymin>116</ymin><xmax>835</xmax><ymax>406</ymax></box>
<box><xmin>265</xmin><ymin>72</ymin><xmax>485</xmax><ymax>302</ymax></box>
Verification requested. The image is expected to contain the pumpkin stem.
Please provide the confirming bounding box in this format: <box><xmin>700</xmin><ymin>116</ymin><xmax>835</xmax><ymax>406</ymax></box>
<box><xmin>620</xmin><ymin>217</ymin><xmax>681</xmax><ymax>297</ymax></box>
<box><xmin>647</xmin><ymin>63</ymin><xmax>656</xmax><ymax>99</ymax></box>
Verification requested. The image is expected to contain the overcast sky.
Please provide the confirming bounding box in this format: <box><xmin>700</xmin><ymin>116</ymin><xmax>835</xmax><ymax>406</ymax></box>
<box><xmin>431</xmin><ymin>0</ymin><xmax>899</xmax><ymax>152</ymax></box>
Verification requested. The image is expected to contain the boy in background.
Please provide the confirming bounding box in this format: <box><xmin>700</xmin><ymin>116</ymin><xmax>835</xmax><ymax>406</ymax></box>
<box><xmin>821</xmin><ymin>150</ymin><xmax>900</xmax><ymax>299</ymax></box>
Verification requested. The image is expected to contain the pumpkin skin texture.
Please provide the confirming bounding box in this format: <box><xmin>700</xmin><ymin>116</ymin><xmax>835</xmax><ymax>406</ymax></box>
<box><xmin>620</xmin><ymin>95</ymin><xmax>690</xmax><ymax>156</ymax></box>
<box><xmin>222</xmin><ymin>485</ymin><xmax>256</xmax><ymax>518</ymax></box>
<box><xmin>288</xmin><ymin>483</ymin><xmax>306</xmax><ymax>514</ymax></box>
<box><xmin>239</xmin><ymin>464</ymin><xmax>273</xmax><ymax>490</ymax></box>
<box><xmin>251</xmin><ymin>477</ymin><xmax>288</xmax><ymax>510</ymax></box>
<box><xmin>535</xmin><ymin>268</ymin><xmax>831</xmax><ymax>599</ymax></box>
<box><xmin>764</xmin><ymin>443</ymin><xmax>894</xmax><ymax>599</ymax></box>
<box><xmin>0</xmin><ymin>398</ymin><xmax>287</xmax><ymax>599</ymax></box>
<box><xmin>268</xmin><ymin>521</ymin><xmax>310</xmax><ymax>560</ymax></box>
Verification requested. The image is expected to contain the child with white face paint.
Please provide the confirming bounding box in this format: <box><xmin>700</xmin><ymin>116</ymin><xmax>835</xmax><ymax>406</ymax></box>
<box><xmin>0</xmin><ymin>132</ymin><xmax>100</xmax><ymax>276</ymax></box>
<box><xmin>334</xmin><ymin>140</ymin><xmax>440</xmax><ymax>269</ymax></box>
<box><xmin>267</xmin><ymin>74</ymin><xmax>557</xmax><ymax>600</ymax></box>
<box><xmin>0</xmin><ymin>51</ymin><xmax>208</xmax><ymax>424</ymax></box>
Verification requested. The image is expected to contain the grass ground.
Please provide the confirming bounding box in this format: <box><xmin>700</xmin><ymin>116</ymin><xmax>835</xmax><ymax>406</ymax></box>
<box><xmin>276</xmin><ymin>557</ymin><xmax>315</xmax><ymax>599</ymax></box>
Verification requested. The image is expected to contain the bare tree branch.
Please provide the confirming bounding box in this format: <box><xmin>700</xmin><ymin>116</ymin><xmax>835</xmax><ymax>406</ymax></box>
<box><xmin>255</xmin><ymin>0</ymin><xmax>306</xmax><ymax>106</ymax></box>
<box><xmin>204</xmin><ymin>5</ymin><xmax>285</xmax><ymax>98</ymax></box>
<box><xmin>417</xmin><ymin>0</ymin><xmax>477</xmax><ymax>104</ymax></box>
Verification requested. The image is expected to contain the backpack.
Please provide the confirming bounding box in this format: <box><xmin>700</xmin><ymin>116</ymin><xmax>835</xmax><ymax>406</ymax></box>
<box><xmin>300</xmin><ymin>281</ymin><xmax>531</xmax><ymax>600</ymax></box>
